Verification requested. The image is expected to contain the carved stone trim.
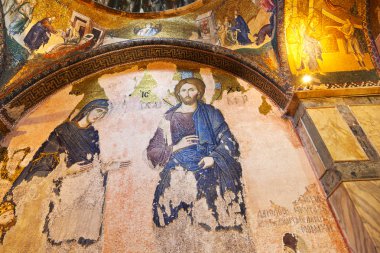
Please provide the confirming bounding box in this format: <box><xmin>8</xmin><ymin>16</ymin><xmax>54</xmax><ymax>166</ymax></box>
<box><xmin>336</xmin><ymin>105</ymin><xmax>379</xmax><ymax>161</ymax></box>
<box><xmin>296</xmin><ymin>118</ymin><xmax>328</xmax><ymax>179</ymax></box>
<box><xmin>326</xmin><ymin>80</ymin><xmax>380</xmax><ymax>89</ymax></box>
<box><xmin>320</xmin><ymin>169</ymin><xmax>343</xmax><ymax>197</ymax></box>
<box><xmin>321</xmin><ymin>162</ymin><xmax>380</xmax><ymax>196</ymax></box>
<box><xmin>301</xmin><ymin>112</ymin><xmax>334</xmax><ymax>169</ymax></box>
<box><xmin>0</xmin><ymin>109</ymin><xmax>11</xmax><ymax>138</ymax></box>
<box><xmin>276</xmin><ymin>0</ymin><xmax>293</xmax><ymax>89</ymax></box>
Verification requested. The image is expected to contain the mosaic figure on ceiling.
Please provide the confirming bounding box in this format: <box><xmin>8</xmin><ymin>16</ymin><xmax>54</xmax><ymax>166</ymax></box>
<box><xmin>0</xmin><ymin>99</ymin><xmax>121</xmax><ymax>246</ymax></box>
<box><xmin>302</xmin><ymin>15</ymin><xmax>323</xmax><ymax>73</ymax></box>
<box><xmin>101</xmin><ymin>0</ymin><xmax>194</xmax><ymax>12</ymax></box>
<box><xmin>23</xmin><ymin>17</ymin><xmax>57</xmax><ymax>53</ymax></box>
<box><xmin>231</xmin><ymin>10</ymin><xmax>252</xmax><ymax>45</ymax></box>
<box><xmin>216</xmin><ymin>17</ymin><xmax>236</xmax><ymax>46</ymax></box>
<box><xmin>260</xmin><ymin>0</ymin><xmax>279</xmax><ymax>59</ymax></box>
<box><xmin>327</xmin><ymin>19</ymin><xmax>367</xmax><ymax>69</ymax></box>
<box><xmin>134</xmin><ymin>23</ymin><xmax>162</xmax><ymax>36</ymax></box>
<box><xmin>8</xmin><ymin>0</ymin><xmax>36</xmax><ymax>36</ymax></box>
<box><xmin>164</xmin><ymin>0</ymin><xmax>193</xmax><ymax>9</ymax></box>
<box><xmin>147</xmin><ymin>78</ymin><xmax>246</xmax><ymax>231</ymax></box>
<box><xmin>107</xmin><ymin>0</ymin><xmax>126</xmax><ymax>11</ymax></box>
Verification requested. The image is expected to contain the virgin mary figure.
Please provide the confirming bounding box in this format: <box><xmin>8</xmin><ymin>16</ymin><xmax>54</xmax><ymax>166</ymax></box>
<box><xmin>2</xmin><ymin>99</ymin><xmax>114</xmax><ymax>247</ymax></box>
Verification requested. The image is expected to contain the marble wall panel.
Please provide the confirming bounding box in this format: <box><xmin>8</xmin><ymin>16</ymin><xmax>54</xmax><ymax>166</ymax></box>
<box><xmin>307</xmin><ymin>107</ymin><xmax>368</xmax><ymax>162</ymax></box>
<box><xmin>345</xmin><ymin>180</ymin><xmax>380</xmax><ymax>251</ymax></box>
<box><xmin>329</xmin><ymin>181</ymin><xmax>380</xmax><ymax>253</ymax></box>
<box><xmin>296</xmin><ymin>118</ymin><xmax>327</xmax><ymax>179</ymax></box>
<box><xmin>350</xmin><ymin>105</ymin><xmax>380</xmax><ymax>155</ymax></box>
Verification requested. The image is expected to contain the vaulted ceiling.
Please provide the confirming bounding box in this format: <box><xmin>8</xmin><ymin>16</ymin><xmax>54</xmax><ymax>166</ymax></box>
<box><xmin>0</xmin><ymin>0</ymin><xmax>379</xmax><ymax>116</ymax></box>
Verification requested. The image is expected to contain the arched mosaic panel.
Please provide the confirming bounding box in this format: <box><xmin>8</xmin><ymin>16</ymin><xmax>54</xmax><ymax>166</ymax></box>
<box><xmin>0</xmin><ymin>61</ymin><xmax>349</xmax><ymax>252</ymax></box>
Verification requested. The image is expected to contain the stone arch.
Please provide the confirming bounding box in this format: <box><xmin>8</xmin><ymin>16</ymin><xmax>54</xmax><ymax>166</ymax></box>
<box><xmin>0</xmin><ymin>39</ymin><xmax>290</xmax><ymax>137</ymax></box>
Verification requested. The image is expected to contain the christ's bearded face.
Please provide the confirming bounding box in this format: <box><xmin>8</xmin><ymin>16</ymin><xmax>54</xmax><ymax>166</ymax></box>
<box><xmin>178</xmin><ymin>83</ymin><xmax>199</xmax><ymax>105</ymax></box>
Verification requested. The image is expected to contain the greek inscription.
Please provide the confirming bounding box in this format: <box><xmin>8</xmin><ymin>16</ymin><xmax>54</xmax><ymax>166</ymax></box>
<box><xmin>298</xmin><ymin>195</ymin><xmax>324</xmax><ymax>203</ymax></box>
<box><xmin>300</xmin><ymin>224</ymin><xmax>335</xmax><ymax>234</ymax></box>
<box><xmin>227</xmin><ymin>95</ymin><xmax>248</xmax><ymax>105</ymax></box>
<box><xmin>294</xmin><ymin>206</ymin><xmax>323</xmax><ymax>214</ymax></box>
<box><xmin>257</xmin><ymin>208</ymin><xmax>289</xmax><ymax>219</ymax></box>
<box><xmin>141</xmin><ymin>91</ymin><xmax>151</xmax><ymax>98</ymax></box>
<box><xmin>140</xmin><ymin>102</ymin><xmax>163</xmax><ymax>110</ymax></box>
<box><xmin>256</xmin><ymin>190</ymin><xmax>337</xmax><ymax>234</ymax></box>
<box><xmin>227</xmin><ymin>86</ymin><xmax>241</xmax><ymax>93</ymax></box>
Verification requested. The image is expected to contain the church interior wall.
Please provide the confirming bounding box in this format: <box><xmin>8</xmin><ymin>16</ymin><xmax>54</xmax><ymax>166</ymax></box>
<box><xmin>0</xmin><ymin>0</ymin><xmax>379</xmax><ymax>252</ymax></box>
<box><xmin>0</xmin><ymin>62</ymin><xmax>349</xmax><ymax>252</ymax></box>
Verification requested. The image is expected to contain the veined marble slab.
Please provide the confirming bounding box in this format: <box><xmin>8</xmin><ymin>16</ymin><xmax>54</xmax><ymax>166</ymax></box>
<box><xmin>350</xmin><ymin>105</ymin><xmax>380</xmax><ymax>155</ymax></box>
<box><xmin>329</xmin><ymin>182</ymin><xmax>378</xmax><ymax>253</ymax></box>
<box><xmin>345</xmin><ymin>180</ymin><xmax>380</xmax><ymax>251</ymax></box>
<box><xmin>307</xmin><ymin>107</ymin><xmax>368</xmax><ymax>162</ymax></box>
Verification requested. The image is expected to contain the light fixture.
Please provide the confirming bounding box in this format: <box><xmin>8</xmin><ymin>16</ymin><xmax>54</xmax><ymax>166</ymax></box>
<box><xmin>302</xmin><ymin>75</ymin><xmax>312</xmax><ymax>84</ymax></box>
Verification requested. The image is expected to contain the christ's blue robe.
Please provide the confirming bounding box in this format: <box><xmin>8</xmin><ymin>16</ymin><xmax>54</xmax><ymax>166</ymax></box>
<box><xmin>148</xmin><ymin>102</ymin><xmax>245</xmax><ymax>230</ymax></box>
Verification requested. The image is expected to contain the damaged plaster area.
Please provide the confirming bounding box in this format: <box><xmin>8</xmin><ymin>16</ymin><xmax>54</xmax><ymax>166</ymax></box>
<box><xmin>154</xmin><ymin>167</ymin><xmax>255</xmax><ymax>253</ymax></box>
<box><xmin>0</xmin><ymin>160</ymin><xmax>106</xmax><ymax>252</ymax></box>
<box><xmin>158</xmin><ymin>167</ymin><xmax>245</xmax><ymax>230</ymax></box>
<box><xmin>45</xmin><ymin>166</ymin><xmax>106</xmax><ymax>249</ymax></box>
<box><xmin>154</xmin><ymin>216</ymin><xmax>255</xmax><ymax>253</ymax></box>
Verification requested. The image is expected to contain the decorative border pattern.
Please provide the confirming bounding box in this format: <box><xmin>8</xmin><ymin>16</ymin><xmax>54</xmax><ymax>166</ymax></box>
<box><xmin>0</xmin><ymin>39</ymin><xmax>290</xmax><ymax>137</ymax></box>
<box><xmin>326</xmin><ymin>80</ymin><xmax>380</xmax><ymax>89</ymax></box>
<box><xmin>1</xmin><ymin>39</ymin><xmax>289</xmax><ymax>106</ymax></box>
<box><xmin>365</xmin><ymin>0</ymin><xmax>380</xmax><ymax>74</ymax></box>
<box><xmin>0</xmin><ymin>0</ymin><xmax>5</xmax><ymax>77</ymax></box>
<box><xmin>275</xmin><ymin>0</ymin><xmax>293</xmax><ymax>90</ymax></box>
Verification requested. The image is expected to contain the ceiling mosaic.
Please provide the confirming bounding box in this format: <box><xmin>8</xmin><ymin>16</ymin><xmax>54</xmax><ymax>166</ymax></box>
<box><xmin>0</xmin><ymin>0</ymin><xmax>379</xmax><ymax>108</ymax></box>
<box><xmin>90</xmin><ymin>0</ymin><xmax>199</xmax><ymax>13</ymax></box>
<box><xmin>369</xmin><ymin>0</ymin><xmax>380</xmax><ymax>70</ymax></box>
<box><xmin>284</xmin><ymin>0</ymin><xmax>380</xmax><ymax>89</ymax></box>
